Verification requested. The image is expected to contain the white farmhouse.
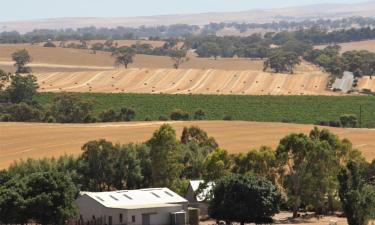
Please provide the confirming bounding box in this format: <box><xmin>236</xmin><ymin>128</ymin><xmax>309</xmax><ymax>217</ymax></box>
<box><xmin>75</xmin><ymin>188</ymin><xmax>188</xmax><ymax>225</ymax></box>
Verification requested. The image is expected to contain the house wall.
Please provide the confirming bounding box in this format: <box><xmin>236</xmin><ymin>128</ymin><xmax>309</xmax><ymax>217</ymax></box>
<box><xmin>75</xmin><ymin>196</ymin><xmax>188</xmax><ymax>225</ymax></box>
<box><xmin>127</xmin><ymin>204</ymin><xmax>186</xmax><ymax>225</ymax></box>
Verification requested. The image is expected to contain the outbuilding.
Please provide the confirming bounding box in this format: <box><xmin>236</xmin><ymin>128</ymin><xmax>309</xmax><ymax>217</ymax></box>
<box><xmin>185</xmin><ymin>180</ymin><xmax>213</xmax><ymax>216</ymax></box>
<box><xmin>74</xmin><ymin>188</ymin><xmax>188</xmax><ymax>225</ymax></box>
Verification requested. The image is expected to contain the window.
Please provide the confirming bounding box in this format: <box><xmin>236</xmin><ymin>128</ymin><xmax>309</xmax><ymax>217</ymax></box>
<box><xmin>132</xmin><ymin>215</ymin><xmax>136</xmax><ymax>223</ymax></box>
<box><xmin>119</xmin><ymin>213</ymin><xmax>123</xmax><ymax>223</ymax></box>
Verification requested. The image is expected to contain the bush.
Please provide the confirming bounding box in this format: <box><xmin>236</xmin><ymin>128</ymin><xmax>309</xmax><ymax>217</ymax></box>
<box><xmin>170</xmin><ymin>109</ymin><xmax>190</xmax><ymax>121</ymax></box>
<box><xmin>159</xmin><ymin>115</ymin><xmax>169</xmax><ymax>121</ymax></box>
<box><xmin>340</xmin><ymin>114</ymin><xmax>358</xmax><ymax>128</ymax></box>
<box><xmin>145</xmin><ymin>116</ymin><xmax>152</xmax><ymax>121</ymax></box>
<box><xmin>43</xmin><ymin>41</ymin><xmax>56</xmax><ymax>48</ymax></box>
<box><xmin>281</xmin><ymin>118</ymin><xmax>292</xmax><ymax>123</ymax></box>
<box><xmin>99</xmin><ymin>109</ymin><xmax>118</xmax><ymax>122</ymax></box>
<box><xmin>119</xmin><ymin>107</ymin><xmax>135</xmax><ymax>121</ymax></box>
<box><xmin>223</xmin><ymin>115</ymin><xmax>233</xmax><ymax>121</ymax></box>
<box><xmin>193</xmin><ymin>109</ymin><xmax>205</xmax><ymax>120</ymax></box>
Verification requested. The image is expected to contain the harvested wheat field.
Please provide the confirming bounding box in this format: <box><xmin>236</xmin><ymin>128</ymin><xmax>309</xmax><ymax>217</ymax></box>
<box><xmin>315</xmin><ymin>40</ymin><xmax>375</xmax><ymax>52</ymax></box>
<box><xmin>1</xmin><ymin>121</ymin><xmax>374</xmax><ymax>169</ymax></box>
<box><xmin>0</xmin><ymin>44</ymin><xmax>263</xmax><ymax>72</ymax></box>
<box><xmin>35</xmin><ymin>68</ymin><xmax>333</xmax><ymax>95</ymax></box>
<box><xmin>358</xmin><ymin>76</ymin><xmax>375</xmax><ymax>92</ymax></box>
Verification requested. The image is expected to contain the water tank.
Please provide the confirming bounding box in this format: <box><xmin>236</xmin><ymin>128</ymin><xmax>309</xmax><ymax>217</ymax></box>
<box><xmin>188</xmin><ymin>207</ymin><xmax>200</xmax><ymax>225</ymax></box>
<box><xmin>170</xmin><ymin>211</ymin><xmax>186</xmax><ymax>225</ymax></box>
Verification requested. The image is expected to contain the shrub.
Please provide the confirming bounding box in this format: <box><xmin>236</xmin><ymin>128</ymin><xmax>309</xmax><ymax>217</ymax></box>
<box><xmin>99</xmin><ymin>109</ymin><xmax>118</xmax><ymax>122</ymax></box>
<box><xmin>193</xmin><ymin>109</ymin><xmax>205</xmax><ymax>120</ymax></box>
<box><xmin>170</xmin><ymin>109</ymin><xmax>190</xmax><ymax>121</ymax></box>
<box><xmin>340</xmin><ymin>114</ymin><xmax>358</xmax><ymax>128</ymax></box>
<box><xmin>43</xmin><ymin>41</ymin><xmax>56</xmax><ymax>48</ymax></box>
<box><xmin>159</xmin><ymin>115</ymin><xmax>169</xmax><ymax>121</ymax></box>
<box><xmin>223</xmin><ymin>115</ymin><xmax>233</xmax><ymax>121</ymax></box>
<box><xmin>145</xmin><ymin>116</ymin><xmax>152</xmax><ymax>121</ymax></box>
<box><xmin>281</xmin><ymin>118</ymin><xmax>292</xmax><ymax>123</ymax></box>
<box><xmin>119</xmin><ymin>107</ymin><xmax>136</xmax><ymax>121</ymax></box>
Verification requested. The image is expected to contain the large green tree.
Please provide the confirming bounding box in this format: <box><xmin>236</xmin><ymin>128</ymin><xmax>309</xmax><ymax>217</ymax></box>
<box><xmin>112</xmin><ymin>46</ymin><xmax>136</xmax><ymax>69</ymax></box>
<box><xmin>148</xmin><ymin>124</ymin><xmax>184</xmax><ymax>192</ymax></box>
<box><xmin>264</xmin><ymin>50</ymin><xmax>301</xmax><ymax>74</ymax></box>
<box><xmin>338</xmin><ymin>160</ymin><xmax>375</xmax><ymax>225</ymax></box>
<box><xmin>12</xmin><ymin>49</ymin><xmax>32</xmax><ymax>73</ymax></box>
<box><xmin>51</xmin><ymin>93</ymin><xmax>94</xmax><ymax>123</ymax></box>
<box><xmin>209</xmin><ymin>174</ymin><xmax>281</xmax><ymax>225</ymax></box>
<box><xmin>5</xmin><ymin>74</ymin><xmax>38</xmax><ymax>103</ymax></box>
<box><xmin>25</xmin><ymin>172</ymin><xmax>78</xmax><ymax>225</ymax></box>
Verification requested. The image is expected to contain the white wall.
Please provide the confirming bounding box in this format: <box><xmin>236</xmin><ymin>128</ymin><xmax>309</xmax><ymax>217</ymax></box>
<box><xmin>75</xmin><ymin>195</ymin><xmax>188</xmax><ymax>225</ymax></box>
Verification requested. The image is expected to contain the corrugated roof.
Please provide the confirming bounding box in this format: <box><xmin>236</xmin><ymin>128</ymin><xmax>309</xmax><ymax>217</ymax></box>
<box><xmin>81</xmin><ymin>188</ymin><xmax>187</xmax><ymax>209</ymax></box>
<box><xmin>189</xmin><ymin>180</ymin><xmax>214</xmax><ymax>202</ymax></box>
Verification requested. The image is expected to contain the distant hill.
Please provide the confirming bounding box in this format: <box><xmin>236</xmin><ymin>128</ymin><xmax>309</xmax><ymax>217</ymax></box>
<box><xmin>1</xmin><ymin>1</ymin><xmax>375</xmax><ymax>33</ymax></box>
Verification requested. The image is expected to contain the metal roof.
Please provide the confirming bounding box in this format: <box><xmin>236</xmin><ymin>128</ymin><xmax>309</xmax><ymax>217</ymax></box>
<box><xmin>80</xmin><ymin>188</ymin><xmax>188</xmax><ymax>209</ymax></box>
<box><xmin>189</xmin><ymin>180</ymin><xmax>214</xmax><ymax>202</ymax></box>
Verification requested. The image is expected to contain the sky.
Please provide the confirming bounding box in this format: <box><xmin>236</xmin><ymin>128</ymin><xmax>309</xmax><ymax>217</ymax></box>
<box><xmin>0</xmin><ymin>0</ymin><xmax>371</xmax><ymax>22</ymax></box>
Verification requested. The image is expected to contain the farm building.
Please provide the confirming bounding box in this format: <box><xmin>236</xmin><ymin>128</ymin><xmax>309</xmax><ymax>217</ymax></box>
<box><xmin>185</xmin><ymin>180</ymin><xmax>214</xmax><ymax>216</ymax></box>
<box><xmin>74</xmin><ymin>188</ymin><xmax>188</xmax><ymax>225</ymax></box>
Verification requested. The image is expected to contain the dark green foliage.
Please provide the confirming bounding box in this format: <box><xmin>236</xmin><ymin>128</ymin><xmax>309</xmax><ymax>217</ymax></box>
<box><xmin>34</xmin><ymin>93</ymin><xmax>375</xmax><ymax>126</ymax></box>
<box><xmin>340</xmin><ymin>114</ymin><xmax>358</xmax><ymax>128</ymax></box>
<box><xmin>25</xmin><ymin>172</ymin><xmax>78</xmax><ymax>225</ymax></box>
<box><xmin>99</xmin><ymin>108</ymin><xmax>118</xmax><ymax>122</ymax></box>
<box><xmin>338</xmin><ymin>161</ymin><xmax>375</xmax><ymax>225</ymax></box>
<box><xmin>169</xmin><ymin>49</ymin><xmax>187</xmax><ymax>69</ymax></box>
<box><xmin>193</xmin><ymin>108</ymin><xmax>205</xmax><ymax>120</ymax></box>
<box><xmin>5</xmin><ymin>74</ymin><xmax>39</xmax><ymax>103</ymax></box>
<box><xmin>6</xmin><ymin>102</ymin><xmax>43</xmax><ymax>121</ymax></box>
<box><xmin>12</xmin><ymin>49</ymin><xmax>32</xmax><ymax>74</ymax></box>
<box><xmin>208</xmin><ymin>174</ymin><xmax>281</xmax><ymax>224</ymax></box>
<box><xmin>112</xmin><ymin>46</ymin><xmax>136</xmax><ymax>68</ymax></box>
<box><xmin>148</xmin><ymin>124</ymin><xmax>184</xmax><ymax>192</ymax></box>
<box><xmin>119</xmin><ymin>107</ymin><xmax>136</xmax><ymax>121</ymax></box>
<box><xmin>51</xmin><ymin>93</ymin><xmax>95</xmax><ymax>123</ymax></box>
<box><xmin>264</xmin><ymin>50</ymin><xmax>301</xmax><ymax>74</ymax></box>
<box><xmin>170</xmin><ymin>108</ymin><xmax>190</xmax><ymax>120</ymax></box>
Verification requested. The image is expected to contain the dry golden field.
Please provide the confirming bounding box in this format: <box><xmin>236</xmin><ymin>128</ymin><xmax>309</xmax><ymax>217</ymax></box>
<box><xmin>34</xmin><ymin>68</ymin><xmax>333</xmax><ymax>95</ymax></box>
<box><xmin>0</xmin><ymin>44</ymin><xmax>264</xmax><ymax>72</ymax></box>
<box><xmin>358</xmin><ymin>76</ymin><xmax>375</xmax><ymax>92</ymax></box>
<box><xmin>1</xmin><ymin>121</ymin><xmax>374</xmax><ymax>169</ymax></box>
<box><xmin>315</xmin><ymin>40</ymin><xmax>375</xmax><ymax>52</ymax></box>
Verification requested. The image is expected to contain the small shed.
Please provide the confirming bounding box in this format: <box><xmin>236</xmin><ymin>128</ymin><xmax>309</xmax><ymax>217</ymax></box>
<box><xmin>75</xmin><ymin>188</ymin><xmax>188</xmax><ymax>225</ymax></box>
<box><xmin>185</xmin><ymin>180</ymin><xmax>213</xmax><ymax>216</ymax></box>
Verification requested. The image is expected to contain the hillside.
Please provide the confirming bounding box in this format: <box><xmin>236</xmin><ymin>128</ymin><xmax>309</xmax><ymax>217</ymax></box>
<box><xmin>35</xmin><ymin>68</ymin><xmax>332</xmax><ymax>95</ymax></box>
<box><xmin>0</xmin><ymin>44</ymin><xmax>263</xmax><ymax>72</ymax></box>
<box><xmin>1</xmin><ymin>121</ymin><xmax>374</xmax><ymax>169</ymax></box>
<box><xmin>1</xmin><ymin>1</ymin><xmax>375</xmax><ymax>32</ymax></box>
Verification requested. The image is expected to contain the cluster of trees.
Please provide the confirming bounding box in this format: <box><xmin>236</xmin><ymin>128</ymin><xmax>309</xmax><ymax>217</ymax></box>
<box><xmin>3</xmin><ymin>17</ymin><xmax>375</xmax><ymax>43</ymax></box>
<box><xmin>1</xmin><ymin>124</ymin><xmax>374</xmax><ymax>225</ymax></box>
<box><xmin>305</xmin><ymin>45</ymin><xmax>375</xmax><ymax>77</ymax></box>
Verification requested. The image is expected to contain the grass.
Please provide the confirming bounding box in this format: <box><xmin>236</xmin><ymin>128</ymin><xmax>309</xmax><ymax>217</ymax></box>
<box><xmin>35</xmin><ymin>93</ymin><xmax>375</xmax><ymax>126</ymax></box>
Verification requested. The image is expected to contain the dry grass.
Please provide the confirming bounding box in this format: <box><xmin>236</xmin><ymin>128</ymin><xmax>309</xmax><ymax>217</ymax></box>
<box><xmin>358</xmin><ymin>76</ymin><xmax>375</xmax><ymax>92</ymax></box>
<box><xmin>0</xmin><ymin>44</ymin><xmax>263</xmax><ymax>72</ymax></box>
<box><xmin>1</xmin><ymin>121</ymin><xmax>374</xmax><ymax>169</ymax></box>
<box><xmin>315</xmin><ymin>40</ymin><xmax>375</xmax><ymax>53</ymax></box>
<box><xmin>34</xmin><ymin>67</ymin><xmax>333</xmax><ymax>95</ymax></box>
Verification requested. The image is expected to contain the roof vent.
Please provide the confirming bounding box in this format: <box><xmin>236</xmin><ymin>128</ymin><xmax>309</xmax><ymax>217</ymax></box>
<box><xmin>123</xmin><ymin>194</ymin><xmax>133</xmax><ymax>200</ymax></box>
<box><xmin>164</xmin><ymin>191</ymin><xmax>173</xmax><ymax>197</ymax></box>
<box><xmin>110</xmin><ymin>195</ymin><xmax>119</xmax><ymax>201</ymax></box>
<box><xmin>151</xmin><ymin>192</ymin><xmax>161</xmax><ymax>198</ymax></box>
<box><xmin>95</xmin><ymin>196</ymin><xmax>105</xmax><ymax>202</ymax></box>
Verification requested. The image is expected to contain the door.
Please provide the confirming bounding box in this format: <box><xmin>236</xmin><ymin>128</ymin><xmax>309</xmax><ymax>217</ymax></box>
<box><xmin>142</xmin><ymin>214</ymin><xmax>150</xmax><ymax>225</ymax></box>
<box><xmin>109</xmin><ymin>216</ymin><xmax>112</xmax><ymax>225</ymax></box>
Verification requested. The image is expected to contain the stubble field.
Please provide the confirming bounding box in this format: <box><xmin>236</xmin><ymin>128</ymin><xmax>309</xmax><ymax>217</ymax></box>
<box><xmin>1</xmin><ymin>121</ymin><xmax>374</xmax><ymax>169</ymax></box>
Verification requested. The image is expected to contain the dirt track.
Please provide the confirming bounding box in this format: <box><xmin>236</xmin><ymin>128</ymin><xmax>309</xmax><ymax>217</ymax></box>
<box><xmin>35</xmin><ymin>68</ymin><xmax>333</xmax><ymax>95</ymax></box>
<box><xmin>1</xmin><ymin>121</ymin><xmax>374</xmax><ymax>169</ymax></box>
